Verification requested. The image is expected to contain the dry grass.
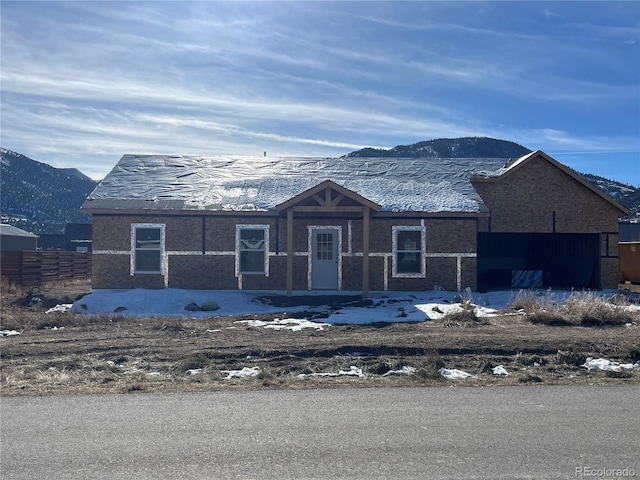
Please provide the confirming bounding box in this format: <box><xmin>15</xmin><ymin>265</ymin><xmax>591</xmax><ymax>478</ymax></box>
<box><xmin>510</xmin><ymin>290</ymin><xmax>638</xmax><ymax>327</ymax></box>
<box><xmin>1</xmin><ymin>280</ymin><xmax>639</xmax><ymax>396</ymax></box>
<box><xmin>435</xmin><ymin>300</ymin><xmax>491</xmax><ymax>328</ymax></box>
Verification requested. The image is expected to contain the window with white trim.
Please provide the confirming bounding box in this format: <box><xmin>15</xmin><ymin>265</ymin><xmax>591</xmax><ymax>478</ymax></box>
<box><xmin>393</xmin><ymin>226</ymin><xmax>425</xmax><ymax>277</ymax></box>
<box><xmin>236</xmin><ymin>225</ymin><xmax>269</xmax><ymax>275</ymax></box>
<box><xmin>132</xmin><ymin>224</ymin><xmax>165</xmax><ymax>274</ymax></box>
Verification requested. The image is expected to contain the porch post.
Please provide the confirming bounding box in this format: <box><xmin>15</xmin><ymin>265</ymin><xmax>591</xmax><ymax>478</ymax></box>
<box><xmin>362</xmin><ymin>207</ymin><xmax>370</xmax><ymax>297</ymax></box>
<box><xmin>286</xmin><ymin>208</ymin><xmax>293</xmax><ymax>296</ymax></box>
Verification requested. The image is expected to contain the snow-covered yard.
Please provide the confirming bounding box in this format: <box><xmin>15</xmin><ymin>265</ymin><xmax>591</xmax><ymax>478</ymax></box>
<box><xmin>69</xmin><ymin>287</ymin><xmax>617</xmax><ymax>324</ymax></box>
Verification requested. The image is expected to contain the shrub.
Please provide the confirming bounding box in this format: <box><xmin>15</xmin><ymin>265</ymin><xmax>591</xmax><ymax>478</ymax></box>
<box><xmin>369</xmin><ymin>358</ymin><xmax>402</xmax><ymax>375</ymax></box>
<box><xmin>624</xmin><ymin>348</ymin><xmax>640</xmax><ymax>362</ymax></box>
<box><xmin>425</xmin><ymin>351</ymin><xmax>445</xmax><ymax>370</ymax></box>
<box><xmin>479</xmin><ymin>360</ymin><xmax>496</xmax><ymax>374</ymax></box>
<box><xmin>438</xmin><ymin>301</ymin><xmax>489</xmax><ymax>328</ymax></box>
<box><xmin>519</xmin><ymin>290</ymin><xmax>636</xmax><ymax>328</ymax></box>
<box><xmin>518</xmin><ymin>373</ymin><xmax>542</xmax><ymax>383</ymax></box>
<box><xmin>178</xmin><ymin>353</ymin><xmax>210</xmax><ymax>371</ymax></box>
<box><xmin>515</xmin><ymin>353</ymin><xmax>545</xmax><ymax>366</ymax></box>
<box><xmin>155</xmin><ymin>318</ymin><xmax>184</xmax><ymax>331</ymax></box>
<box><xmin>0</xmin><ymin>276</ymin><xmax>23</xmax><ymax>295</ymax></box>
<box><xmin>555</xmin><ymin>349</ymin><xmax>586</xmax><ymax>367</ymax></box>
<box><xmin>562</xmin><ymin>292</ymin><xmax>631</xmax><ymax>327</ymax></box>
<box><xmin>527</xmin><ymin>310</ymin><xmax>574</xmax><ymax>326</ymax></box>
<box><xmin>510</xmin><ymin>289</ymin><xmax>556</xmax><ymax>313</ymax></box>
<box><xmin>605</xmin><ymin>369</ymin><xmax>633</xmax><ymax>379</ymax></box>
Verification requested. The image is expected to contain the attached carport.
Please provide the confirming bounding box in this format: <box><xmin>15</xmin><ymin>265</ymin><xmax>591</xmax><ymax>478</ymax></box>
<box><xmin>477</xmin><ymin>232</ymin><xmax>600</xmax><ymax>290</ymax></box>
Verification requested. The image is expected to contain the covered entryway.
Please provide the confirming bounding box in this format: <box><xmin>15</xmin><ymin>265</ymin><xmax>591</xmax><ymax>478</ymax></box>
<box><xmin>478</xmin><ymin>232</ymin><xmax>600</xmax><ymax>290</ymax></box>
<box><xmin>277</xmin><ymin>180</ymin><xmax>381</xmax><ymax>296</ymax></box>
<box><xmin>310</xmin><ymin>228</ymin><xmax>339</xmax><ymax>289</ymax></box>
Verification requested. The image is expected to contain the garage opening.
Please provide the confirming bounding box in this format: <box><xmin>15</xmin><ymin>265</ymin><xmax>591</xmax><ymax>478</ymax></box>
<box><xmin>478</xmin><ymin>233</ymin><xmax>600</xmax><ymax>290</ymax></box>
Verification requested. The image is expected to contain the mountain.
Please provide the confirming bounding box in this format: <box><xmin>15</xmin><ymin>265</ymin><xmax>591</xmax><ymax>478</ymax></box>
<box><xmin>0</xmin><ymin>148</ymin><xmax>98</xmax><ymax>234</ymax></box>
<box><xmin>1</xmin><ymin>141</ymin><xmax>636</xmax><ymax>235</ymax></box>
<box><xmin>345</xmin><ymin>137</ymin><xmax>638</xmax><ymax>220</ymax></box>
<box><xmin>581</xmin><ymin>173</ymin><xmax>639</xmax><ymax>220</ymax></box>
<box><xmin>344</xmin><ymin>136</ymin><xmax>532</xmax><ymax>159</ymax></box>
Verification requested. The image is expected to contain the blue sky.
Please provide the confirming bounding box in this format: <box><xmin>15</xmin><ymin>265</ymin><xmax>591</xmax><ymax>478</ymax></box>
<box><xmin>1</xmin><ymin>1</ymin><xmax>639</xmax><ymax>185</ymax></box>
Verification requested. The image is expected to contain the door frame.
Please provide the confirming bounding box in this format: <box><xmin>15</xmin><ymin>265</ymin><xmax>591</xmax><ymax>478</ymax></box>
<box><xmin>308</xmin><ymin>226</ymin><xmax>342</xmax><ymax>290</ymax></box>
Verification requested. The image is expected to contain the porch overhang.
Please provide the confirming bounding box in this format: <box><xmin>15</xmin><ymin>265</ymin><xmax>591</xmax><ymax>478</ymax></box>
<box><xmin>277</xmin><ymin>180</ymin><xmax>381</xmax><ymax>297</ymax></box>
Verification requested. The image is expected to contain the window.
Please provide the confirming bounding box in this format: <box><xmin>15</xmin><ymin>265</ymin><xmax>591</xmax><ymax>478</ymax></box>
<box><xmin>316</xmin><ymin>232</ymin><xmax>334</xmax><ymax>260</ymax></box>
<box><xmin>236</xmin><ymin>225</ymin><xmax>269</xmax><ymax>275</ymax></box>
<box><xmin>132</xmin><ymin>224</ymin><xmax>164</xmax><ymax>274</ymax></box>
<box><xmin>393</xmin><ymin>226</ymin><xmax>425</xmax><ymax>277</ymax></box>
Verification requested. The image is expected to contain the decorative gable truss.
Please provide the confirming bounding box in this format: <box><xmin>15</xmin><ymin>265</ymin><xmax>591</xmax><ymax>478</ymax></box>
<box><xmin>277</xmin><ymin>179</ymin><xmax>382</xmax><ymax>213</ymax></box>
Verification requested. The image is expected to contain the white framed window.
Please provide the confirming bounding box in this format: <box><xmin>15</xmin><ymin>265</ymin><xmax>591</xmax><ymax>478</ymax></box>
<box><xmin>392</xmin><ymin>226</ymin><xmax>426</xmax><ymax>277</ymax></box>
<box><xmin>236</xmin><ymin>225</ymin><xmax>269</xmax><ymax>275</ymax></box>
<box><xmin>132</xmin><ymin>223</ymin><xmax>165</xmax><ymax>274</ymax></box>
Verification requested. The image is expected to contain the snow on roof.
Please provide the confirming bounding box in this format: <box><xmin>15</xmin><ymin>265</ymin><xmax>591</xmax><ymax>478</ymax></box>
<box><xmin>84</xmin><ymin>155</ymin><xmax>510</xmax><ymax>213</ymax></box>
<box><xmin>494</xmin><ymin>150</ymin><xmax>537</xmax><ymax>175</ymax></box>
<box><xmin>0</xmin><ymin>224</ymin><xmax>39</xmax><ymax>237</ymax></box>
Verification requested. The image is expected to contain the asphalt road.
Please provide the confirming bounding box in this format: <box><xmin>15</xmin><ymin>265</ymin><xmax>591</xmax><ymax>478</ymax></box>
<box><xmin>2</xmin><ymin>385</ymin><xmax>638</xmax><ymax>480</ymax></box>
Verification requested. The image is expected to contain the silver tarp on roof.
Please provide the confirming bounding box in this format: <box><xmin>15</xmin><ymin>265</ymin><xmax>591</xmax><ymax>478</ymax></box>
<box><xmin>84</xmin><ymin>155</ymin><xmax>510</xmax><ymax>212</ymax></box>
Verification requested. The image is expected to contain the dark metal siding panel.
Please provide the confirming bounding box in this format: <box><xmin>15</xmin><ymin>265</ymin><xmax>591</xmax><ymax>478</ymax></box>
<box><xmin>478</xmin><ymin>232</ymin><xmax>600</xmax><ymax>289</ymax></box>
<box><xmin>478</xmin><ymin>233</ymin><xmax>599</xmax><ymax>257</ymax></box>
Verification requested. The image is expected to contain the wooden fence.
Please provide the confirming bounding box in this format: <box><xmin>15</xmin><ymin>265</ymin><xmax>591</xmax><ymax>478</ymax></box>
<box><xmin>1</xmin><ymin>251</ymin><xmax>92</xmax><ymax>286</ymax></box>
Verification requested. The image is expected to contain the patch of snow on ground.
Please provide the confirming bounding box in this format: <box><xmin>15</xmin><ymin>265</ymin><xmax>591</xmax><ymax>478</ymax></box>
<box><xmin>414</xmin><ymin>302</ymin><xmax>498</xmax><ymax>320</ymax></box>
<box><xmin>0</xmin><ymin>330</ymin><xmax>21</xmax><ymax>337</ymax></box>
<box><xmin>492</xmin><ymin>365</ymin><xmax>510</xmax><ymax>376</ymax></box>
<box><xmin>581</xmin><ymin>358</ymin><xmax>639</xmax><ymax>372</ymax></box>
<box><xmin>382</xmin><ymin>366</ymin><xmax>416</xmax><ymax>376</ymax></box>
<box><xmin>222</xmin><ymin>366</ymin><xmax>260</xmax><ymax>379</ymax></box>
<box><xmin>46</xmin><ymin>304</ymin><xmax>73</xmax><ymax>314</ymax></box>
<box><xmin>236</xmin><ymin>318</ymin><xmax>329</xmax><ymax>331</ymax></box>
<box><xmin>185</xmin><ymin>368</ymin><xmax>202</xmax><ymax>375</ymax></box>
<box><xmin>439</xmin><ymin>367</ymin><xmax>473</xmax><ymax>379</ymax></box>
<box><xmin>298</xmin><ymin>366</ymin><xmax>364</xmax><ymax>378</ymax></box>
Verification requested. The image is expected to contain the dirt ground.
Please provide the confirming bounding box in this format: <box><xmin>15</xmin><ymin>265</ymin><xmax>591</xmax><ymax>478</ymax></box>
<box><xmin>1</xmin><ymin>278</ymin><xmax>639</xmax><ymax>396</ymax></box>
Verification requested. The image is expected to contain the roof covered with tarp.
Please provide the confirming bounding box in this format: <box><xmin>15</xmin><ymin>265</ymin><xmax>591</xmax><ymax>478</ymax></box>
<box><xmin>82</xmin><ymin>155</ymin><xmax>514</xmax><ymax>213</ymax></box>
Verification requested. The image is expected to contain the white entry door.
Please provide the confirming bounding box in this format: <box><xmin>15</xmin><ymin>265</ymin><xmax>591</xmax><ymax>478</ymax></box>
<box><xmin>311</xmin><ymin>229</ymin><xmax>339</xmax><ymax>289</ymax></box>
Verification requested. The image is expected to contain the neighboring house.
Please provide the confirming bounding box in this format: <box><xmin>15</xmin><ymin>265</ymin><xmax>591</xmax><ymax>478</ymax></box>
<box><xmin>0</xmin><ymin>224</ymin><xmax>38</xmax><ymax>251</ymax></box>
<box><xmin>619</xmin><ymin>221</ymin><xmax>640</xmax><ymax>242</ymax></box>
<box><xmin>81</xmin><ymin>150</ymin><xmax>629</xmax><ymax>294</ymax></box>
<box><xmin>37</xmin><ymin>233</ymin><xmax>67</xmax><ymax>250</ymax></box>
<box><xmin>64</xmin><ymin>223</ymin><xmax>93</xmax><ymax>252</ymax></box>
<box><xmin>39</xmin><ymin>223</ymin><xmax>93</xmax><ymax>252</ymax></box>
